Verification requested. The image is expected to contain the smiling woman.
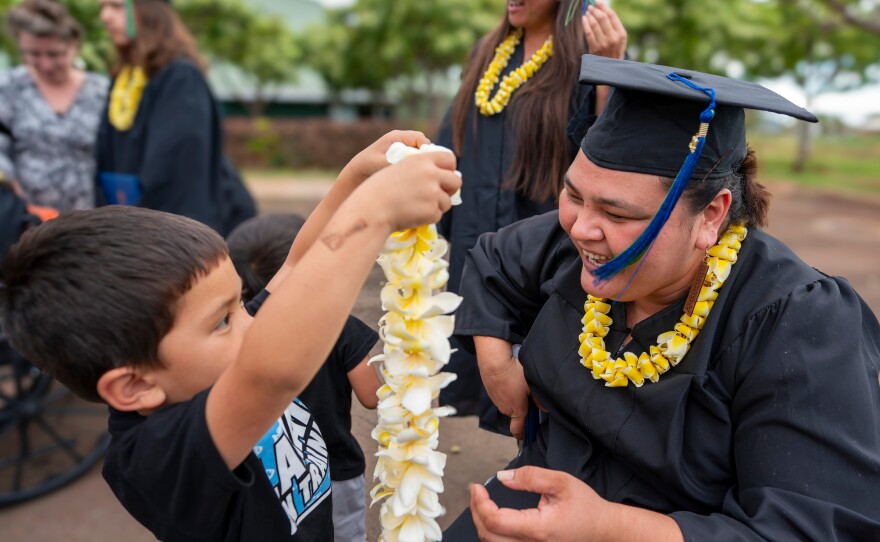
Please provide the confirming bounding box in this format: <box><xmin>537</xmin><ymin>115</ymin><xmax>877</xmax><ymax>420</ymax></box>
<box><xmin>444</xmin><ymin>56</ymin><xmax>880</xmax><ymax>541</ymax></box>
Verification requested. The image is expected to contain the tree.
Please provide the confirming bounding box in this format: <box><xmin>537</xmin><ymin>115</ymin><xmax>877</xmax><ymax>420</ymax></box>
<box><xmin>298</xmin><ymin>0</ymin><xmax>502</xmax><ymax>121</ymax></box>
<box><xmin>615</xmin><ymin>0</ymin><xmax>880</xmax><ymax>170</ymax></box>
<box><xmin>818</xmin><ymin>0</ymin><xmax>880</xmax><ymax>34</ymax></box>
<box><xmin>756</xmin><ymin>1</ymin><xmax>880</xmax><ymax>170</ymax></box>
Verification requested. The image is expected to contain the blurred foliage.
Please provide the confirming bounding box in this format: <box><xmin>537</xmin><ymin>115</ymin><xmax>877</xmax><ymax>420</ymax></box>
<box><xmin>617</xmin><ymin>0</ymin><xmax>880</xmax><ymax>85</ymax></box>
<box><xmin>0</xmin><ymin>0</ymin><xmax>300</xmax><ymax>87</ymax></box>
<box><xmin>299</xmin><ymin>0</ymin><xmax>502</xmax><ymax>90</ymax></box>
<box><xmin>297</xmin><ymin>0</ymin><xmax>503</xmax><ymax>119</ymax></box>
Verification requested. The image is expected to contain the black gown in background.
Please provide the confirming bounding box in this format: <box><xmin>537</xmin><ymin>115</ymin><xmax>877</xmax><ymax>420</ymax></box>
<box><xmin>447</xmin><ymin>211</ymin><xmax>880</xmax><ymax>541</ymax></box>
<box><xmin>94</xmin><ymin>59</ymin><xmax>255</xmax><ymax>236</ymax></box>
<box><xmin>436</xmin><ymin>40</ymin><xmax>597</xmax><ymax>424</ymax></box>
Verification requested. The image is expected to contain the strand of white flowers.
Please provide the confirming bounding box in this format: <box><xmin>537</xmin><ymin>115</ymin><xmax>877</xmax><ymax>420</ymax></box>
<box><xmin>370</xmin><ymin>143</ymin><xmax>462</xmax><ymax>542</ymax></box>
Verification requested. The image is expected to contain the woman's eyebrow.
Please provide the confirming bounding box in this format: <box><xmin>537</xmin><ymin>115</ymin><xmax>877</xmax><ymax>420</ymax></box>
<box><xmin>564</xmin><ymin>175</ymin><xmax>646</xmax><ymax>215</ymax></box>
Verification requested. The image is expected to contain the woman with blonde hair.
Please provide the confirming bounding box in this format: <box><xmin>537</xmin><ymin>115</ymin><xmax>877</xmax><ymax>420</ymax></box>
<box><xmin>94</xmin><ymin>0</ymin><xmax>254</xmax><ymax>235</ymax></box>
<box><xmin>1</xmin><ymin>0</ymin><xmax>108</xmax><ymax>212</ymax></box>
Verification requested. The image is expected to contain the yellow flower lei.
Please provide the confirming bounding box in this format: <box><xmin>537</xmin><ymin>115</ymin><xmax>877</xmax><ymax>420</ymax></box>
<box><xmin>108</xmin><ymin>66</ymin><xmax>148</xmax><ymax>132</ymax></box>
<box><xmin>579</xmin><ymin>225</ymin><xmax>748</xmax><ymax>387</ymax></box>
<box><xmin>475</xmin><ymin>29</ymin><xmax>553</xmax><ymax>116</ymax></box>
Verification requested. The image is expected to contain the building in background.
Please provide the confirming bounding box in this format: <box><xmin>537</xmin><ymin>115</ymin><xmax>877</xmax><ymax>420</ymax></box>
<box><xmin>211</xmin><ymin>0</ymin><xmax>395</xmax><ymax>120</ymax></box>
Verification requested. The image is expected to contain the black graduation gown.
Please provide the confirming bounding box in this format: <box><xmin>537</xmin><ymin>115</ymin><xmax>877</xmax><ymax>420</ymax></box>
<box><xmin>447</xmin><ymin>211</ymin><xmax>880</xmax><ymax>541</ymax></box>
<box><xmin>436</xmin><ymin>41</ymin><xmax>597</xmax><ymax>423</ymax></box>
<box><xmin>0</xmin><ymin>183</ymin><xmax>39</xmax><ymax>263</ymax></box>
<box><xmin>94</xmin><ymin>59</ymin><xmax>255</xmax><ymax>236</ymax></box>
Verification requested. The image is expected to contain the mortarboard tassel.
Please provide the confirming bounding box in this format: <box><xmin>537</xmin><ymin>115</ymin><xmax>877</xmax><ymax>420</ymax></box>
<box><xmin>565</xmin><ymin>0</ymin><xmax>594</xmax><ymax>26</ymax></box>
<box><xmin>126</xmin><ymin>0</ymin><xmax>136</xmax><ymax>39</ymax></box>
<box><xmin>592</xmin><ymin>73</ymin><xmax>716</xmax><ymax>283</ymax></box>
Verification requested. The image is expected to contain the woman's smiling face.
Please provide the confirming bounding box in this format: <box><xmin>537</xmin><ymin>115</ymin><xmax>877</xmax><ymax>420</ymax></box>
<box><xmin>558</xmin><ymin>151</ymin><xmax>706</xmax><ymax>305</ymax></box>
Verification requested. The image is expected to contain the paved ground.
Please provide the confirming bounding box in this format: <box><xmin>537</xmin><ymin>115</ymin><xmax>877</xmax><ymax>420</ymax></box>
<box><xmin>1</xmin><ymin>178</ymin><xmax>877</xmax><ymax>541</ymax></box>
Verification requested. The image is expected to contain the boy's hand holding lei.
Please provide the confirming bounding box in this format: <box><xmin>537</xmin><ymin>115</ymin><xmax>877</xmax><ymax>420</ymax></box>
<box><xmin>340</xmin><ymin>131</ymin><xmax>433</xmax><ymax>189</ymax></box>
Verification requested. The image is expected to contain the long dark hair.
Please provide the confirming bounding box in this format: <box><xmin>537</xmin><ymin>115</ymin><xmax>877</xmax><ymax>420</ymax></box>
<box><xmin>115</xmin><ymin>0</ymin><xmax>206</xmax><ymax>76</ymax></box>
<box><xmin>451</xmin><ymin>3</ymin><xmax>585</xmax><ymax>202</ymax></box>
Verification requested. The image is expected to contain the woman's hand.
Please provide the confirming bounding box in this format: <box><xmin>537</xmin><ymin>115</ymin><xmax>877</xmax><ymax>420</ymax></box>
<box><xmin>582</xmin><ymin>3</ymin><xmax>627</xmax><ymax>60</ymax></box>
<box><xmin>474</xmin><ymin>336</ymin><xmax>531</xmax><ymax>439</ymax></box>
<box><xmin>340</xmin><ymin>130</ymin><xmax>431</xmax><ymax>188</ymax></box>
<box><xmin>471</xmin><ymin>467</ymin><xmax>613</xmax><ymax>542</ymax></box>
<box><xmin>471</xmin><ymin>467</ymin><xmax>685</xmax><ymax>542</ymax></box>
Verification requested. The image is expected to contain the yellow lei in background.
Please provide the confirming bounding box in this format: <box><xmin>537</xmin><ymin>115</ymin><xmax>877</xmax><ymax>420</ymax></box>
<box><xmin>108</xmin><ymin>66</ymin><xmax>148</xmax><ymax>131</ymax></box>
<box><xmin>475</xmin><ymin>29</ymin><xmax>553</xmax><ymax>116</ymax></box>
<box><xmin>579</xmin><ymin>225</ymin><xmax>748</xmax><ymax>387</ymax></box>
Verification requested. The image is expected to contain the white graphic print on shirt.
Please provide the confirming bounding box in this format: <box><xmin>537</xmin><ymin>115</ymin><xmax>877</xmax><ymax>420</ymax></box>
<box><xmin>254</xmin><ymin>398</ymin><xmax>331</xmax><ymax>535</ymax></box>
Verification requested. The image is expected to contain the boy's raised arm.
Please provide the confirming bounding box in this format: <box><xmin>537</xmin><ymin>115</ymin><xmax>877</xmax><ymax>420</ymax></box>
<box><xmin>265</xmin><ymin>131</ymin><xmax>430</xmax><ymax>293</ymax></box>
<box><xmin>206</xmin><ymin>150</ymin><xmax>459</xmax><ymax>469</ymax></box>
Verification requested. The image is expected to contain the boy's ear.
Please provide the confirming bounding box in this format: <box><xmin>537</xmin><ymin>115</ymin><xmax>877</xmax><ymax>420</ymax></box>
<box><xmin>97</xmin><ymin>366</ymin><xmax>166</xmax><ymax>412</ymax></box>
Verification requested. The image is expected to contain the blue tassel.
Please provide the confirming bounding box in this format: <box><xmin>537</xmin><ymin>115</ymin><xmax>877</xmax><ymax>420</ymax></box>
<box><xmin>583</xmin><ymin>0</ymin><xmax>593</xmax><ymax>17</ymax></box>
<box><xmin>592</xmin><ymin>74</ymin><xmax>716</xmax><ymax>283</ymax></box>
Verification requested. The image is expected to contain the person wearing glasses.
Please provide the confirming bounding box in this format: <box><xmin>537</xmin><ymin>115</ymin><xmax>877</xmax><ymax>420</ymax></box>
<box><xmin>1</xmin><ymin>0</ymin><xmax>108</xmax><ymax>213</ymax></box>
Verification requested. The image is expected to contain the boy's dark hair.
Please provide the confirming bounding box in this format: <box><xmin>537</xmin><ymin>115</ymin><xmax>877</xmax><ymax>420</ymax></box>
<box><xmin>0</xmin><ymin>206</ymin><xmax>228</xmax><ymax>403</ymax></box>
<box><xmin>226</xmin><ymin>214</ymin><xmax>305</xmax><ymax>301</ymax></box>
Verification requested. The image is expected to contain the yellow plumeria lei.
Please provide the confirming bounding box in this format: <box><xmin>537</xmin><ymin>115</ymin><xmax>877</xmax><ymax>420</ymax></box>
<box><xmin>371</xmin><ymin>143</ymin><xmax>462</xmax><ymax>542</ymax></box>
<box><xmin>108</xmin><ymin>65</ymin><xmax>148</xmax><ymax>132</ymax></box>
<box><xmin>475</xmin><ymin>29</ymin><xmax>553</xmax><ymax>116</ymax></box>
<box><xmin>579</xmin><ymin>224</ymin><xmax>748</xmax><ymax>387</ymax></box>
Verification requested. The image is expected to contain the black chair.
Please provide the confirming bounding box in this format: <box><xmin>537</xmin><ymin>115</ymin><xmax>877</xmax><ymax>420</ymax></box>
<box><xmin>0</xmin><ymin>332</ymin><xmax>110</xmax><ymax>507</ymax></box>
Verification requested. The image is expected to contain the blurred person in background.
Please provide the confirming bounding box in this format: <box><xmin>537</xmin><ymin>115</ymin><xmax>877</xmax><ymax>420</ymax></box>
<box><xmin>95</xmin><ymin>0</ymin><xmax>255</xmax><ymax>236</ymax></box>
<box><xmin>1</xmin><ymin>0</ymin><xmax>108</xmax><ymax>213</ymax></box>
<box><xmin>436</xmin><ymin>0</ymin><xmax>627</xmax><ymax>433</ymax></box>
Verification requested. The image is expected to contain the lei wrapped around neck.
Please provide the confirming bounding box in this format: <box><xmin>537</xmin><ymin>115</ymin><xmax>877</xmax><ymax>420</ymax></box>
<box><xmin>109</xmin><ymin>65</ymin><xmax>148</xmax><ymax>131</ymax></box>
<box><xmin>370</xmin><ymin>143</ymin><xmax>462</xmax><ymax>542</ymax></box>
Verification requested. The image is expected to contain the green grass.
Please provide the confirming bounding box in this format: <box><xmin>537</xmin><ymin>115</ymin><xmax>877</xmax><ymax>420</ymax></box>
<box><xmin>749</xmin><ymin>132</ymin><xmax>880</xmax><ymax>196</ymax></box>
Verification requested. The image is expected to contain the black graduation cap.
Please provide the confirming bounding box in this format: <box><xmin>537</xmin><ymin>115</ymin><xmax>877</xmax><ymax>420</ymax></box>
<box><xmin>576</xmin><ymin>55</ymin><xmax>818</xmax><ymax>281</ymax></box>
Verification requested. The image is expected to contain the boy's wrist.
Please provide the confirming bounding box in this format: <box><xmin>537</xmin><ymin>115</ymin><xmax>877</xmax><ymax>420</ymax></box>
<box><xmin>338</xmin><ymin>160</ymin><xmax>370</xmax><ymax>190</ymax></box>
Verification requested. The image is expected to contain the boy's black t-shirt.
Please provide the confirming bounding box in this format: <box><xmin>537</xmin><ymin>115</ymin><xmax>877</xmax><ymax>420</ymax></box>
<box><xmin>299</xmin><ymin>316</ymin><xmax>377</xmax><ymax>480</ymax></box>
<box><xmin>104</xmin><ymin>391</ymin><xmax>333</xmax><ymax>541</ymax></box>
<box><xmin>102</xmin><ymin>290</ymin><xmax>333</xmax><ymax>541</ymax></box>
<box><xmin>245</xmin><ymin>293</ymin><xmax>379</xmax><ymax>481</ymax></box>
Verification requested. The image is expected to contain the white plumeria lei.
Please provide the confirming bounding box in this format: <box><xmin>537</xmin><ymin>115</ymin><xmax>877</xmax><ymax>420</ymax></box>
<box><xmin>370</xmin><ymin>142</ymin><xmax>462</xmax><ymax>542</ymax></box>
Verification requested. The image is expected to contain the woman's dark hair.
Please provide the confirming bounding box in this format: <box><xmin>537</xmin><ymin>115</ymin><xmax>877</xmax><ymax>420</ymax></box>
<box><xmin>665</xmin><ymin>145</ymin><xmax>770</xmax><ymax>230</ymax></box>
<box><xmin>226</xmin><ymin>214</ymin><xmax>307</xmax><ymax>301</ymax></box>
<box><xmin>7</xmin><ymin>0</ymin><xmax>82</xmax><ymax>44</ymax></box>
<box><xmin>450</xmin><ymin>2</ymin><xmax>584</xmax><ymax>202</ymax></box>
<box><xmin>116</xmin><ymin>0</ymin><xmax>207</xmax><ymax>76</ymax></box>
<box><xmin>0</xmin><ymin>206</ymin><xmax>227</xmax><ymax>403</ymax></box>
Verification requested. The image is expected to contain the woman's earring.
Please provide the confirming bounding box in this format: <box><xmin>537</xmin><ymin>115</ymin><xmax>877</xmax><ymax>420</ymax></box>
<box><xmin>684</xmin><ymin>249</ymin><xmax>710</xmax><ymax>317</ymax></box>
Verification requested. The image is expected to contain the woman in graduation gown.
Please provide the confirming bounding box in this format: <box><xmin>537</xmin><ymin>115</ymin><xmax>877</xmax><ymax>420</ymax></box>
<box><xmin>94</xmin><ymin>0</ymin><xmax>255</xmax><ymax>236</ymax></box>
<box><xmin>446</xmin><ymin>56</ymin><xmax>880</xmax><ymax>540</ymax></box>
<box><xmin>436</xmin><ymin>0</ymin><xmax>627</xmax><ymax>426</ymax></box>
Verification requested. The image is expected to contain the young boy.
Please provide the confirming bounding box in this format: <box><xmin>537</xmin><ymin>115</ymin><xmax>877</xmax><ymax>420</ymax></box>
<box><xmin>0</xmin><ymin>131</ymin><xmax>459</xmax><ymax>541</ymax></box>
<box><xmin>227</xmin><ymin>213</ymin><xmax>382</xmax><ymax>542</ymax></box>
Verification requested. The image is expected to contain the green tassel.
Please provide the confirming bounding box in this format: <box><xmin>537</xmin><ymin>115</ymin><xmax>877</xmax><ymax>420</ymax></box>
<box><xmin>126</xmin><ymin>0</ymin><xmax>136</xmax><ymax>39</ymax></box>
